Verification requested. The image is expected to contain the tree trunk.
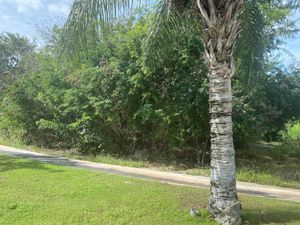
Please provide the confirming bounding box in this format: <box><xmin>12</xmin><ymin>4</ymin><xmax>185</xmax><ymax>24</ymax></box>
<box><xmin>207</xmin><ymin>65</ymin><xmax>241</xmax><ymax>225</ymax></box>
<box><xmin>195</xmin><ymin>1</ymin><xmax>242</xmax><ymax>224</ymax></box>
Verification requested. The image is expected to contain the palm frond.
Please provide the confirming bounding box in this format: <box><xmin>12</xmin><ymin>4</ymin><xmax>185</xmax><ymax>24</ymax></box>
<box><xmin>60</xmin><ymin>0</ymin><xmax>198</xmax><ymax>63</ymax></box>
<box><xmin>234</xmin><ymin>0</ymin><xmax>266</xmax><ymax>91</ymax></box>
<box><xmin>235</xmin><ymin>0</ymin><xmax>299</xmax><ymax>91</ymax></box>
<box><xmin>267</xmin><ymin>0</ymin><xmax>300</xmax><ymax>9</ymax></box>
<box><xmin>59</xmin><ymin>0</ymin><xmax>143</xmax><ymax>61</ymax></box>
<box><xmin>143</xmin><ymin>0</ymin><xmax>199</xmax><ymax>65</ymax></box>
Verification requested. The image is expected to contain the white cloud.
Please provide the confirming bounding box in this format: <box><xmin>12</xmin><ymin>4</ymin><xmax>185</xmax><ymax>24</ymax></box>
<box><xmin>2</xmin><ymin>14</ymin><xmax>12</xmax><ymax>21</ymax></box>
<box><xmin>47</xmin><ymin>3</ymin><xmax>70</xmax><ymax>16</ymax></box>
<box><xmin>16</xmin><ymin>0</ymin><xmax>42</xmax><ymax>12</ymax></box>
<box><xmin>0</xmin><ymin>0</ymin><xmax>42</xmax><ymax>12</ymax></box>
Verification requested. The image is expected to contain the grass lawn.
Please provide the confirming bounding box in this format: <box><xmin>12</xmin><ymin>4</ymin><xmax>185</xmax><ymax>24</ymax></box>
<box><xmin>186</xmin><ymin>143</ymin><xmax>300</xmax><ymax>189</ymax></box>
<box><xmin>1</xmin><ymin>155</ymin><xmax>300</xmax><ymax>225</ymax></box>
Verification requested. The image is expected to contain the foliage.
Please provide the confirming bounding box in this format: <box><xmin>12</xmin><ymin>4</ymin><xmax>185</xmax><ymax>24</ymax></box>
<box><xmin>232</xmin><ymin>65</ymin><xmax>300</xmax><ymax>146</ymax></box>
<box><xmin>286</xmin><ymin>123</ymin><xmax>300</xmax><ymax>141</ymax></box>
<box><xmin>0</xmin><ymin>9</ymin><xmax>299</xmax><ymax>162</ymax></box>
<box><xmin>0</xmin><ymin>16</ymin><xmax>210</xmax><ymax>162</ymax></box>
<box><xmin>281</xmin><ymin>122</ymin><xmax>300</xmax><ymax>154</ymax></box>
<box><xmin>0</xmin><ymin>33</ymin><xmax>36</xmax><ymax>92</ymax></box>
<box><xmin>232</xmin><ymin>3</ymin><xmax>299</xmax><ymax>146</ymax></box>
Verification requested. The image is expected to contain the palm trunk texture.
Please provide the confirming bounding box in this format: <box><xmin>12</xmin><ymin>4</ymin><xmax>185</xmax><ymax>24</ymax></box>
<box><xmin>196</xmin><ymin>1</ymin><xmax>242</xmax><ymax>224</ymax></box>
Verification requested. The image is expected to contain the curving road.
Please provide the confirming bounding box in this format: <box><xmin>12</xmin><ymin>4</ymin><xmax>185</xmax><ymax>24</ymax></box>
<box><xmin>1</xmin><ymin>144</ymin><xmax>300</xmax><ymax>203</ymax></box>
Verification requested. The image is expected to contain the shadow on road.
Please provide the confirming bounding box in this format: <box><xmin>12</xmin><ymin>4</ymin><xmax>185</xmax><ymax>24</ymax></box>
<box><xmin>0</xmin><ymin>155</ymin><xmax>65</xmax><ymax>173</ymax></box>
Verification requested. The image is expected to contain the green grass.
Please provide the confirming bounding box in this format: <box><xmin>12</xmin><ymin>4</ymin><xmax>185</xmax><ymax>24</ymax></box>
<box><xmin>286</xmin><ymin>123</ymin><xmax>300</xmax><ymax>141</ymax></box>
<box><xmin>186</xmin><ymin>144</ymin><xmax>300</xmax><ymax>189</ymax></box>
<box><xmin>1</xmin><ymin>155</ymin><xmax>300</xmax><ymax>225</ymax></box>
<box><xmin>1</xmin><ymin>137</ymin><xmax>300</xmax><ymax>189</ymax></box>
<box><xmin>174</xmin><ymin>143</ymin><xmax>300</xmax><ymax>189</ymax></box>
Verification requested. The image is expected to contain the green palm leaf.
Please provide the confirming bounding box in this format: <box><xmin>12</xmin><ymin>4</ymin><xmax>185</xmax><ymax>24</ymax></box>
<box><xmin>235</xmin><ymin>0</ymin><xmax>265</xmax><ymax>89</ymax></box>
<box><xmin>143</xmin><ymin>0</ymin><xmax>199</xmax><ymax>64</ymax></box>
<box><xmin>60</xmin><ymin>0</ymin><xmax>142</xmax><ymax>60</ymax></box>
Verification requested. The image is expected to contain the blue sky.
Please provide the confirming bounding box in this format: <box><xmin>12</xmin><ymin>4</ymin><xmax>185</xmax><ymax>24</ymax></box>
<box><xmin>284</xmin><ymin>10</ymin><xmax>300</xmax><ymax>65</ymax></box>
<box><xmin>0</xmin><ymin>0</ymin><xmax>72</xmax><ymax>36</ymax></box>
<box><xmin>0</xmin><ymin>0</ymin><xmax>299</xmax><ymax>65</ymax></box>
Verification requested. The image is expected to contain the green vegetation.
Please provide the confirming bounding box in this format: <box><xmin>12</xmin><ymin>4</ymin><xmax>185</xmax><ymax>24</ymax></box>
<box><xmin>0</xmin><ymin>33</ymin><xmax>35</xmax><ymax>91</ymax></box>
<box><xmin>187</xmin><ymin>143</ymin><xmax>300</xmax><ymax>189</ymax></box>
<box><xmin>0</xmin><ymin>5</ymin><xmax>299</xmax><ymax>220</ymax></box>
<box><xmin>0</xmin><ymin>1</ymin><xmax>299</xmax><ymax>224</ymax></box>
<box><xmin>0</xmin><ymin>11</ymin><xmax>299</xmax><ymax>162</ymax></box>
<box><xmin>286</xmin><ymin>123</ymin><xmax>300</xmax><ymax>141</ymax></box>
<box><xmin>1</xmin><ymin>154</ymin><xmax>300</xmax><ymax>225</ymax></box>
<box><xmin>0</xmin><ymin>154</ymin><xmax>214</xmax><ymax>225</ymax></box>
<box><xmin>281</xmin><ymin>122</ymin><xmax>300</xmax><ymax>151</ymax></box>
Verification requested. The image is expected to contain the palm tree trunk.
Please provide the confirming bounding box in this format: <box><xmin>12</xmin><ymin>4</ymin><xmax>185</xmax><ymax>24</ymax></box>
<box><xmin>207</xmin><ymin>64</ymin><xmax>241</xmax><ymax>225</ymax></box>
<box><xmin>195</xmin><ymin>1</ymin><xmax>242</xmax><ymax>224</ymax></box>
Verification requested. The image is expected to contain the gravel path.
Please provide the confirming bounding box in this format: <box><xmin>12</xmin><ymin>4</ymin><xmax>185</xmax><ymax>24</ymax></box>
<box><xmin>1</xmin><ymin>145</ymin><xmax>300</xmax><ymax>203</ymax></box>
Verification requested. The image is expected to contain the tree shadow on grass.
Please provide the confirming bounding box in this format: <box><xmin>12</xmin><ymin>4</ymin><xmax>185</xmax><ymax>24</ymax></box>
<box><xmin>0</xmin><ymin>155</ymin><xmax>65</xmax><ymax>173</ymax></box>
<box><xmin>243</xmin><ymin>206</ymin><xmax>300</xmax><ymax>224</ymax></box>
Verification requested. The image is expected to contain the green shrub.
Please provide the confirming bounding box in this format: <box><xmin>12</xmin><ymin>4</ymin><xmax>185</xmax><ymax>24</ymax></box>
<box><xmin>1</xmin><ymin>12</ymin><xmax>299</xmax><ymax>164</ymax></box>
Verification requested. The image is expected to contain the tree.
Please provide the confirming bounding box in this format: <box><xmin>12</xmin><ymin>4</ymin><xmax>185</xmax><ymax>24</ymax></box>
<box><xmin>0</xmin><ymin>33</ymin><xmax>36</xmax><ymax>92</ymax></box>
<box><xmin>60</xmin><ymin>0</ymin><xmax>298</xmax><ymax>224</ymax></box>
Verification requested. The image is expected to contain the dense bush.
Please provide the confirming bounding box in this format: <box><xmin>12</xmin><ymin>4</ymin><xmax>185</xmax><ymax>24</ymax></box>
<box><xmin>0</xmin><ymin>18</ymin><xmax>211</xmax><ymax>162</ymax></box>
<box><xmin>280</xmin><ymin>122</ymin><xmax>300</xmax><ymax>154</ymax></box>
<box><xmin>0</xmin><ymin>13</ymin><xmax>299</xmax><ymax>163</ymax></box>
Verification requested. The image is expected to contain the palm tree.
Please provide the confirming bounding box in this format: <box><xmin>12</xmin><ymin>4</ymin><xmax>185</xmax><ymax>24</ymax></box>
<box><xmin>60</xmin><ymin>1</ymin><xmax>298</xmax><ymax>224</ymax></box>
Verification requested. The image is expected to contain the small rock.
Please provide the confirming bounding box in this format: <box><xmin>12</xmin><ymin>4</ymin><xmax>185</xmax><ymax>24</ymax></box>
<box><xmin>190</xmin><ymin>208</ymin><xmax>200</xmax><ymax>217</ymax></box>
